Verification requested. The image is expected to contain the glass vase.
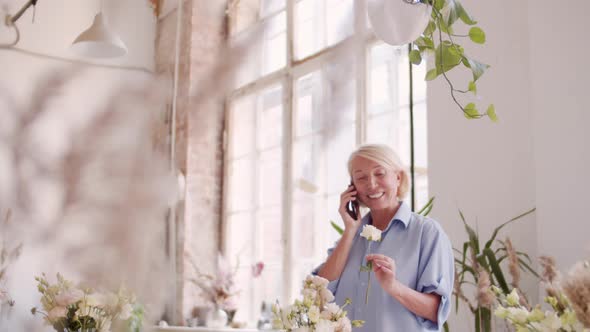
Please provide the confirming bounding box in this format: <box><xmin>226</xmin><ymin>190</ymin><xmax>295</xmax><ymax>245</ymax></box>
<box><xmin>206</xmin><ymin>306</ymin><xmax>228</xmax><ymax>328</ymax></box>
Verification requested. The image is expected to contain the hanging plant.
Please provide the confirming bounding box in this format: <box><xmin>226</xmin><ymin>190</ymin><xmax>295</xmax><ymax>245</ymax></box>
<box><xmin>408</xmin><ymin>0</ymin><xmax>496</xmax><ymax>121</ymax></box>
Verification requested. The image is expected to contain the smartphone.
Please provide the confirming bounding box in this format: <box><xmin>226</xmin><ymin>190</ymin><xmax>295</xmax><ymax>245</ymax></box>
<box><xmin>346</xmin><ymin>180</ymin><xmax>359</xmax><ymax>220</ymax></box>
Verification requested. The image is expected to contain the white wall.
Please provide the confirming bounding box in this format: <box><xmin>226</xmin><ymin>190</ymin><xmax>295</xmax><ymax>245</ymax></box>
<box><xmin>0</xmin><ymin>0</ymin><xmax>155</xmax><ymax>71</ymax></box>
<box><xmin>427</xmin><ymin>0</ymin><xmax>590</xmax><ymax>331</ymax></box>
<box><xmin>527</xmin><ymin>0</ymin><xmax>590</xmax><ymax>272</ymax></box>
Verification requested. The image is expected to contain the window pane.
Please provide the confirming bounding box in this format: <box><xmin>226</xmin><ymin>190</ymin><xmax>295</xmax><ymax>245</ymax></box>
<box><xmin>368</xmin><ymin>43</ymin><xmax>405</xmax><ymax>115</ymax></box>
<box><xmin>259</xmin><ymin>148</ymin><xmax>282</xmax><ymax>207</ymax></box>
<box><xmin>261</xmin><ymin>0</ymin><xmax>286</xmax><ymax>18</ymax></box>
<box><xmin>258</xmin><ymin>86</ymin><xmax>283</xmax><ymax>150</ymax></box>
<box><xmin>233</xmin><ymin>266</ymin><xmax>255</xmax><ymax>323</ymax></box>
<box><xmin>293</xmin><ymin>135</ymin><xmax>320</xmax><ymax>199</ymax></box>
<box><xmin>228</xmin><ymin>157</ymin><xmax>255</xmax><ymax>212</ymax></box>
<box><xmin>262</xmin><ymin>12</ymin><xmax>286</xmax><ymax>75</ymax></box>
<box><xmin>226</xmin><ymin>212</ymin><xmax>254</xmax><ymax>262</ymax></box>
<box><xmin>233</xmin><ymin>12</ymin><xmax>286</xmax><ymax>88</ymax></box>
<box><xmin>324</xmin><ymin>59</ymin><xmax>356</xmax><ymax>126</ymax></box>
<box><xmin>295</xmin><ymin>72</ymin><xmax>322</xmax><ymax>137</ymax></box>
<box><xmin>295</xmin><ymin>0</ymin><xmax>324</xmax><ymax>59</ymax></box>
<box><xmin>230</xmin><ymin>95</ymin><xmax>256</xmax><ymax>159</ymax></box>
<box><xmin>326</xmin><ymin>0</ymin><xmax>353</xmax><ymax>46</ymax></box>
<box><xmin>366</xmin><ymin>110</ymin><xmax>411</xmax><ymax>167</ymax></box>
<box><xmin>258</xmin><ymin>207</ymin><xmax>283</xmax><ymax>264</ymax></box>
<box><xmin>324</xmin><ymin>124</ymin><xmax>356</xmax><ymax>195</ymax></box>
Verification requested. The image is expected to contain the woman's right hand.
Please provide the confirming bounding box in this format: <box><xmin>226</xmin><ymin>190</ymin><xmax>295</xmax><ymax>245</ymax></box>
<box><xmin>338</xmin><ymin>185</ymin><xmax>361</xmax><ymax>234</ymax></box>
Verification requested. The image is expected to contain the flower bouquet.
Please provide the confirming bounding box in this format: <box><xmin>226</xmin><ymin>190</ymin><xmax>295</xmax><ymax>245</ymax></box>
<box><xmin>31</xmin><ymin>273</ymin><xmax>143</xmax><ymax>332</ymax></box>
<box><xmin>272</xmin><ymin>275</ymin><xmax>364</xmax><ymax>332</ymax></box>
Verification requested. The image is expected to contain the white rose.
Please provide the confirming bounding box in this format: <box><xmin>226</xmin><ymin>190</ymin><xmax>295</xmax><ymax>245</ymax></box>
<box><xmin>308</xmin><ymin>305</ymin><xmax>320</xmax><ymax>324</ymax></box>
<box><xmin>311</xmin><ymin>275</ymin><xmax>329</xmax><ymax>288</ymax></box>
<box><xmin>324</xmin><ymin>302</ymin><xmax>341</xmax><ymax>316</ymax></box>
<box><xmin>335</xmin><ymin>316</ymin><xmax>352</xmax><ymax>332</ymax></box>
<box><xmin>316</xmin><ymin>319</ymin><xmax>335</xmax><ymax>332</ymax></box>
<box><xmin>319</xmin><ymin>288</ymin><xmax>334</xmax><ymax>303</ymax></box>
<box><xmin>360</xmin><ymin>225</ymin><xmax>381</xmax><ymax>242</ymax></box>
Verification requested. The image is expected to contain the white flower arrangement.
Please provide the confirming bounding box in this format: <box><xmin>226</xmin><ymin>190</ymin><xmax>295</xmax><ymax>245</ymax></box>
<box><xmin>359</xmin><ymin>225</ymin><xmax>382</xmax><ymax>304</ymax></box>
<box><xmin>31</xmin><ymin>273</ymin><xmax>143</xmax><ymax>332</ymax></box>
<box><xmin>493</xmin><ymin>287</ymin><xmax>590</xmax><ymax>332</ymax></box>
<box><xmin>272</xmin><ymin>275</ymin><xmax>364</xmax><ymax>332</ymax></box>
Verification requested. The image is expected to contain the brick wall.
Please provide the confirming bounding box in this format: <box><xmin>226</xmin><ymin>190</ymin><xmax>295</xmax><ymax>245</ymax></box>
<box><xmin>155</xmin><ymin>0</ymin><xmax>227</xmax><ymax>324</ymax></box>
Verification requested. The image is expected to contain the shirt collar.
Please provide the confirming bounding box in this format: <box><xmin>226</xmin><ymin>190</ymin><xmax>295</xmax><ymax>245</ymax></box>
<box><xmin>366</xmin><ymin>201</ymin><xmax>412</xmax><ymax>233</ymax></box>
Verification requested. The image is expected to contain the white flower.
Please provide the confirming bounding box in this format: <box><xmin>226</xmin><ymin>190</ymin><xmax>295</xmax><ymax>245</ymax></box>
<box><xmin>316</xmin><ymin>319</ymin><xmax>335</xmax><ymax>332</ymax></box>
<box><xmin>507</xmin><ymin>307</ymin><xmax>529</xmax><ymax>324</ymax></box>
<box><xmin>324</xmin><ymin>302</ymin><xmax>341</xmax><ymax>316</ymax></box>
<box><xmin>293</xmin><ymin>327</ymin><xmax>311</xmax><ymax>332</ymax></box>
<box><xmin>54</xmin><ymin>288</ymin><xmax>84</xmax><ymax>307</ymax></box>
<box><xmin>308</xmin><ymin>305</ymin><xmax>320</xmax><ymax>323</ymax></box>
<box><xmin>47</xmin><ymin>306</ymin><xmax>68</xmax><ymax>321</ymax></box>
<box><xmin>319</xmin><ymin>288</ymin><xmax>335</xmax><ymax>303</ymax></box>
<box><xmin>118</xmin><ymin>303</ymin><xmax>133</xmax><ymax>320</ymax></box>
<box><xmin>310</xmin><ymin>275</ymin><xmax>330</xmax><ymax>288</ymax></box>
<box><xmin>528</xmin><ymin>312</ymin><xmax>562</xmax><ymax>332</ymax></box>
<box><xmin>335</xmin><ymin>316</ymin><xmax>352</xmax><ymax>332</ymax></box>
<box><xmin>86</xmin><ymin>292</ymin><xmax>108</xmax><ymax>308</ymax></box>
<box><xmin>360</xmin><ymin>225</ymin><xmax>381</xmax><ymax>242</ymax></box>
<box><xmin>494</xmin><ymin>306</ymin><xmax>510</xmax><ymax>319</ymax></box>
<box><xmin>506</xmin><ymin>288</ymin><xmax>520</xmax><ymax>306</ymax></box>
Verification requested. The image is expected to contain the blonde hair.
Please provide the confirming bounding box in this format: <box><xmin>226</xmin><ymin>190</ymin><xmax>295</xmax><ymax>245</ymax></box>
<box><xmin>347</xmin><ymin>144</ymin><xmax>410</xmax><ymax>199</ymax></box>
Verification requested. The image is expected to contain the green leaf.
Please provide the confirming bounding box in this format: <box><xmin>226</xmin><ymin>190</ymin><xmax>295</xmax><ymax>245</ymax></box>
<box><xmin>459</xmin><ymin>210</ymin><xmax>480</xmax><ymax>254</ymax></box>
<box><xmin>458</xmin><ymin>2</ymin><xmax>477</xmax><ymax>25</ymax></box>
<box><xmin>423</xmin><ymin>20</ymin><xmax>436</xmax><ymax>36</ymax></box>
<box><xmin>484</xmin><ymin>247</ymin><xmax>509</xmax><ymax>293</ymax></box>
<box><xmin>439</xmin><ymin>16</ymin><xmax>454</xmax><ymax>34</ymax></box>
<box><xmin>409</xmin><ymin>50</ymin><xmax>422</xmax><ymax>65</ymax></box>
<box><xmin>417</xmin><ymin>197</ymin><xmax>435</xmax><ymax>215</ymax></box>
<box><xmin>518</xmin><ymin>257</ymin><xmax>541</xmax><ymax>279</ymax></box>
<box><xmin>468</xmin><ymin>81</ymin><xmax>477</xmax><ymax>94</ymax></box>
<box><xmin>415</xmin><ymin>36</ymin><xmax>435</xmax><ymax>50</ymax></box>
<box><xmin>330</xmin><ymin>220</ymin><xmax>344</xmax><ymax>235</ymax></box>
<box><xmin>425</xmin><ymin>68</ymin><xmax>439</xmax><ymax>81</ymax></box>
<box><xmin>464</xmin><ymin>57</ymin><xmax>490</xmax><ymax>82</ymax></box>
<box><xmin>446</xmin><ymin>0</ymin><xmax>461</xmax><ymax>27</ymax></box>
<box><xmin>483</xmin><ymin>208</ymin><xmax>535</xmax><ymax>249</ymax></box>
<box><xmin>486</xmin><ymin>104</ymin><xmax>497</xmax><ymax>122</ymax></box>
<box><xmin>464</xmin><ymin>103</ymin><xmax>479</xmax><ymax>119</ymax></box>
<box><xmin>433</xmin><ymin>0</ymin><xmax>445</xmax><ymax>11</ymax></box>
<box><xmin>469</xmin><ymin>27</ymin><xmax>486</xmax><ymax>44</ymax></box>
<box><xmin>435</xmin><ymin>42</ymin><xmax>463</xmax><ymax>75</ymax></box>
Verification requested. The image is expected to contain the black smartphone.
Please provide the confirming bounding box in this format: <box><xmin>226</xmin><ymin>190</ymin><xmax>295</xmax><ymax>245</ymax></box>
<box><xmin>346</xmin><ymin>181</ymin><xmax>359</xmax><ymax>220</ymax></box>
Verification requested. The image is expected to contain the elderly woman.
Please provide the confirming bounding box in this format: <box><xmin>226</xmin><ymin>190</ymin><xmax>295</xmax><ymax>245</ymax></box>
<box><xmin>315</xmin><ymin>144</ymin><xmax>454</xmax><ymax>331</ymax></box>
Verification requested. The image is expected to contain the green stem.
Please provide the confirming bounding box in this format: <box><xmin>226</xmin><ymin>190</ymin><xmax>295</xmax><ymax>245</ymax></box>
<box><xmin>365</xmin><ymin>272</ymin><xmax>371</xmax><ymax>305</ymax></box>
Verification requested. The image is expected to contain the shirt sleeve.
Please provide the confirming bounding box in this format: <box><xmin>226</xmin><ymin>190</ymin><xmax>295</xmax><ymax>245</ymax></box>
<box><xmin>415</xmin><ymin>220</ymin><xmax>455</xmax><ymax>330</ymax></box>
<box><xmin>311</xmin><ymin>241</ymin><xmax>341</xmax><ymax>295</ymax></box>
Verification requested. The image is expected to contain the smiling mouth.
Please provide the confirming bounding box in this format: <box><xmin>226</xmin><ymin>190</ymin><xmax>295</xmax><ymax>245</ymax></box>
<box><xmin>368</xmin><ymin>192</ymin><xmax>384</xmax><ymax>199</ymax></box>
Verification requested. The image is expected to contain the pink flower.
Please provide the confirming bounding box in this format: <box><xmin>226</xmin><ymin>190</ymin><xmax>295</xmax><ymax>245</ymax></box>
<box><xmin>252</xmin><ymin>262</ymin><xmax>264</xmax><ymax>278</ymax></box>
<box><xmin>55</xmin><ymin>289</ymin><xmax>84</xmax><ymax>307</ymax></box>
<box><xmin>47</xmin><ymin>306</ymin><xmax>68</xmax><ymax>321</ymax></box>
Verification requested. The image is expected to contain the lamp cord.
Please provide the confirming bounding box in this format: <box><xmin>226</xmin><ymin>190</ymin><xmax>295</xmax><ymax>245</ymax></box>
<box><xmin>0</xmin><ymin>18</ymin><xmax>20</xmax><ymax>48</ymax></box>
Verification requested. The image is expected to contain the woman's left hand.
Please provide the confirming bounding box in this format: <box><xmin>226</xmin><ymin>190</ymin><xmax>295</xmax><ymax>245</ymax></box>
<box><xmin>366</xmin><ymin>253</ymin><xmax>400</xmax><ymax>294</ymax></box>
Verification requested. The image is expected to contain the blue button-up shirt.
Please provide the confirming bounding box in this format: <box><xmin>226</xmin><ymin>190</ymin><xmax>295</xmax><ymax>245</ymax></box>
<box><xmin>313</xmin><ymin>202</ymin><xmax>454</xmax><ymax>331</ymax></box>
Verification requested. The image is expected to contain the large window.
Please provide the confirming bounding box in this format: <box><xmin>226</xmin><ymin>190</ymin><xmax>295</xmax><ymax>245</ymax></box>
<box><xmin>223</xmin><ymin>0</ymin><xmax>427</xmax><ymax>324</ymax></box>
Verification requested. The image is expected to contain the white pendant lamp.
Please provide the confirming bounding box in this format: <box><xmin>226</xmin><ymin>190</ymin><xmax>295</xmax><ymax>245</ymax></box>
<box><xmin>367</xmin><ymin>0</ymin><xmax>432</xmax><ymax>46</ymax></box>
<box><xmin>71</xmin><ymin>12</ymin><xmax>127</xmax><ymax>58</ymax></box>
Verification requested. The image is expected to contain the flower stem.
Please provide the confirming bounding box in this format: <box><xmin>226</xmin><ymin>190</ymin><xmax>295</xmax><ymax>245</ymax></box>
<box><xmin>365</xmin><ymin>272</ymin><xmax>371</xmax><ymax>305</ymax></box>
